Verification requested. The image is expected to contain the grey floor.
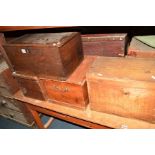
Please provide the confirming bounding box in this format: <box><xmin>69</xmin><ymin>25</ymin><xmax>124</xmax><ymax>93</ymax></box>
<box><xmin>0</xmin><ymin>115</ymin><xmax>85</xmax><ymax>129</ymax></box>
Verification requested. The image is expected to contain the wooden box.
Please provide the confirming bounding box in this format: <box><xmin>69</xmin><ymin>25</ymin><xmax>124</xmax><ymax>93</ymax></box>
<box><xmin>82</xmin><ymin>33</ymin><xmax>128</xmax><ymax>57</ymax></box>
<box><xmin>3</xmin><ymin>32</ymin><xmax>83</xmax><ymax>80</ymax></box>
<box><xmin>40</xmin><ymin>56</ymin><xmax>96</xmax><ymax>109</ymax></box>
<box><xmin>0</xmin><ymin>58</ymin><xmax>19</xmax><ymax>97</ymax></box>
<box><xmin>87</xmin><ymin>56</ymin><xmax>155</xmax><ymax>123</ymax></box>
<box><xmin>0</xmin><ymin>95</ymin><xmax>34</xmax><ymax>127</ymax></box>
<box><xmin>13</xmin><ymin>73</ymin><xmax>46</xmax><ymax>101</ymax></box>
<box><xmin>127</xmin><ymin>37</ymin><xmax>155</xmax><ymax>58</ymax></box>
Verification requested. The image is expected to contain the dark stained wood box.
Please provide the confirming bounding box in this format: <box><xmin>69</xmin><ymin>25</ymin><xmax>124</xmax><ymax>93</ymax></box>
<box><xmin>127</xmin><ymin>37</ymin><xmax>155</xmax><ymax>58</ymax></box>
<box><xmin>3</xmin><ymin>32</ymin><xmax>83</xmax><ymax>80</ymax></box>
<box><xmin>40</xmin><ymin>56</ymin><xmax>96</xmax><ymax>109</ymax></box>
<box><xmin>13</xmin><ymin>73</ymin><xmax>46</xmax><ymax>101</ymax></box>
<box><xmin>82</xmin><ymin>33</ymin><xmax>128</xmax><ymax>57</ymax></box>
<box><xmin>87</xmin><ymin>56</ymin><xmax>155</xmax><ymax>123</ymax></box>
<box><xmin>0</xmin><ymin>58</ymin><xmax>19</xmax><ymax>97</ymax></box>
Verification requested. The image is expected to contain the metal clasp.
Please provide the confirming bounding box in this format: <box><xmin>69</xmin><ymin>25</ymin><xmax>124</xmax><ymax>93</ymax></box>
<box><xmin>21</xmin><ymin>49</ymin><xmax>30</xmax><ymax>54</ymax></box>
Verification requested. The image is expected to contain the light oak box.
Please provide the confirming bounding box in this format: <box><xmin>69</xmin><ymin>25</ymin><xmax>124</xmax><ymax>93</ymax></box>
<box><xmin>87</xmin><ymin>56</ymin><xmax>155</xmax><ymax>123</ymax></box>
<box><xmin>40</xmin><ymin>56</ymin><xmax>96</xmax><ymax>109</ymax></box>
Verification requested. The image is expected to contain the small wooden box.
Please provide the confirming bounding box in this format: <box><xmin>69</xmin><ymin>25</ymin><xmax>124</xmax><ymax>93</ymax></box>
<box><xmin>40</xmin><ymin>56</ymin><xmax>96</xmax><ymax>109</ymax></box>
<box><xmin>13</xmin><ymin>73</ymin><xmax>46</xmax><ymax>101</ymax></box>
<box><xmin>0</xmin><ymin>58</ymin><xmax>19</xmax><ymax>97</ymax></box>
<box><xmin>82</xmin><ymin>33</ymin><xmax>128</xmax><ymax>57</ymax></box>
<box><xmin>3</xmin><ymin>32</ymin><xmax>83</xmax><ymax>80</ymax></box>
<box><xmin>87</xmin><ymin>56</ymin><xmax>155</xmax><ymax>123</ymax></box>
<box><xmin>127</xmin><ymin>37</ymin><xmax>155</xmax><ymax>58</ymax></box>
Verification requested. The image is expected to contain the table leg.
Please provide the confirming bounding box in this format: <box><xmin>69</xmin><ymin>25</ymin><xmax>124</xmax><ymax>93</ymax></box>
<box><xmin>29</xmin><ymin>109</ymin><xmax>45</xmax><ymax>129</ymax></box>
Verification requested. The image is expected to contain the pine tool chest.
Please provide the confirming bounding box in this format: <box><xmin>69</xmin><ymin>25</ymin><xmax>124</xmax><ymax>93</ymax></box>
<box><xmin>87</xmin><ymin>56</ymin><xmax>155</xmax><ymax>123</ymax></box>
<box><xmin>3</xmin><ymin>32</ymin><xmax>83</xmax><ymax>80</ymax></box>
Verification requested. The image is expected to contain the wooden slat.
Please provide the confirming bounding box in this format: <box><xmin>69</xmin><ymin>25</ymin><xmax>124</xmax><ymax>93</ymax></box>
<box><xmin>28</xmin><ymin>108</ymin><xmax>44</xmax><ymax>129</ymax></box>
<box><xmin>44</xmin><ymin>117</ymin><xmax>54</xmax><ymax>129</ymax></box>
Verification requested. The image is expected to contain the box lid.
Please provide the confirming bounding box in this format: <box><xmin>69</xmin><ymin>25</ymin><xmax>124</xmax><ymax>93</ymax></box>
<box><xmin>82</xmin><ymin>33</ymin><xmax>127</xmax><ymax>42</ymax></box>
<box><xmin>87</xmin><ymin>56</ymin><xmax>155</xmax><ymax>84</ymax></box>
<box><xmin>5</xmin><ymin>32</ymin><xmax>78</xmax><ymax>47</ymax></box>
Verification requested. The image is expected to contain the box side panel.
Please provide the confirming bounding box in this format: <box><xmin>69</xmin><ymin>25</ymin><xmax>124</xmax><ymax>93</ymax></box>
<box><xmin>87</xmin><ymin>77</ymin><xmax>155</xmax><ymax>123</ymax></box>
<box><xmin>60</xmin><ymin>33</ymin><xmax>84</xmax><ymax>76</ymax></box>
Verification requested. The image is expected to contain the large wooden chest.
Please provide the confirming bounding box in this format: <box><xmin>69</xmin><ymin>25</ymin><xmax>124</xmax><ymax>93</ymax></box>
<box><xmin>82</xmin><ymin>33</ymin><xmax>128</xmax><ymax>57</ymax></box>
<box><xmin>13</xmin><ymin>73</ymin><xmax>46</xmax><ymax>101</ymax></box>
<box><xmin>3</xmin><ymin>32</ymin><xmax>83</xmax><ymax>80</ymax></box>
<box><xmin>87</xmin><ymin>56</ymin><xmax>155</xmax><ymax>123</ymax></box>
<box><xmin>0</xmin><ymin>58</ymin><xmax>19</xmax><ymax>97</ymax></box>
<box><xmin>127</xmin><ymin>37</ymin><xmax>155</xmax><ymax>58</ymax></box>
<box><xmin>40</xmin><ymin>56</ymin><xmax>96</xmax><ymax>109</ymax></box>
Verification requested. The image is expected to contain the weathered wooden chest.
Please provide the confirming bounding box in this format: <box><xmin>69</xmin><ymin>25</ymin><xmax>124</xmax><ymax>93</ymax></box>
<box><xmin>40</xmin><ymin>56</ymin><xmax>96</xmax><ymax>109</ymax></box>
<box><xmin>3</xmin><ymin>32</ymin><xmax>83</xmax><ymax>80</ymax></box>
<box><xmin>0</xmin><ymin>58</ymin><xmax>19</xmax><ymax>97</ymax></box>
<box><xmin>0</xmin><ymin>95</ymin><xmax>34</xmax><ymax>127</ymax></box>
<box><xmin>127</xmin><ymin>37</ymin><xmax>155</xmax><ymax>58</ymax></box>
<box><xmin>87</xmin><ymin>56</ymin><xmax>155</xmax><ymax>123</ymax></box>
<box><xmin>82</xmin><ymin>33</ymin><xmax>128</xmax><ymax>57</ymax></box>
<box><xmin>13</xmin><ymin>72</ymin><xmax>46</xmax><ymax>101</ymax></box>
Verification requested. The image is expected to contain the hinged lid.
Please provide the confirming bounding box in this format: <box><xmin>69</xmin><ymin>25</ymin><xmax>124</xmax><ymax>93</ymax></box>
<box><xmin>87</xmin><ymin>56</ymin><xmax>155</xmax><ymax>83</ymax></box>
<box><xmin>5</xmin><ymin>32</ymin><xmax>78</xmax><ymax>47</ymax></box>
